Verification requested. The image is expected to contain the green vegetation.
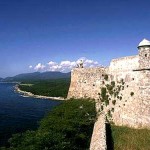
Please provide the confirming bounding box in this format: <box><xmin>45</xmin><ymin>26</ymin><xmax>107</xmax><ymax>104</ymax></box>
<box><xmin>111</xmin><ymin>108</ymin><xmax>114</xmax><ymax>112</ymax></box>
<box><xmin>111</xmin><ymin>125</ymin><xmax>150</xmax><ymax>150</ymax></box>
<box><xmin>19</xmin><ymin>78</ymin><xmax>70</xmax><ymax>98</ymax></box>
<box><xmin>100</xmin><ymin>87</ymin><xmax>110</xmax><ymax>106</ymax></box>
<box><xmin>106</xmin><ymin>83</ymin><xmax>114</xmax><ymax>95</ymax></box>
<box><xmin>101</xmin><ymin>87</ymin><xmax>107</xmax><ymax>100</ymax></box>
<box><xmin>130</xmin><ymin>92</ymin><xmax>134</xmax><ymax>96</ymax></box>
<box><xmin>100</xmin><ymin>80</ymin><xmax>123</xmax><ymax>105</ymax></box>
<box><xmin>101</xmin><ymin>105</ymin><xmax>103</xmax><ymax>111</ymax></box>
<box><xmin>104</xmin><ymin>74</ymin><xmax>108</xmax><ymax>81</ymax></box>
<box><xmin>1</xmin><ymin>99</ymin><xmax>96</xmax><ymax>150</ymax></box>
<box><xmin>111</xmin><ymin>81</ymin><xmax>115</xmax><ymax>87</ymax></box>
<box><xmin>112</xmin><ymin>100</ymin><xmax>116</xmax><ymax>105</ymax></box>
<box><xmin>2</xmin><ymin>72</ymin><xmax>71</xmax><ymax>82</ymax></box>
<box><xmin>107</xmin><ymin>110</ymin><xmax>112</xmax><ymax>118</ymax></box>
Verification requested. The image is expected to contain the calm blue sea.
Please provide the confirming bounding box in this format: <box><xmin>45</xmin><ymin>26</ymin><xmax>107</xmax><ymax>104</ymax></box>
<box><xmin>0</xmin><ymin>83</ymin><xmax>61</xmax><ymax>147</ymax></box>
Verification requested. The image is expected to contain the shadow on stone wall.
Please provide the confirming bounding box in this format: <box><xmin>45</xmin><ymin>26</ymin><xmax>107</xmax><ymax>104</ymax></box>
<box><xmin>106</xmin><ymin>123</ymin><xmax>114</xmax><ymax>150</ymax></box>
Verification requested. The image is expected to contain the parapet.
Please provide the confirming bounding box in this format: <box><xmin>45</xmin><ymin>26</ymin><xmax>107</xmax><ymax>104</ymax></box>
<box><xmin>109</xmin><ymin>55</ymin><xmax>139</xmax><ymax>72</ymax></box>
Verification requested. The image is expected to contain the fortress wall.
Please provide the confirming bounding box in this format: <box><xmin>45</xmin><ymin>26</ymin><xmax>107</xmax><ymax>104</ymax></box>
<box><xmin>67</xmin><ymin>55</ymin><xmax>150</xmax><ymax>128</ymax></box>
<box><xmin>67</xmin><ymin>67</ymin><xmax>106</xmax><ymax>100</ymax></box>
<box><xmin>104</xmin><ymin>56</ymin><xmax>142</xmax><ymax>127</ymax></box>
<box><xmin>111</xmin><ymin>72</ymin><xmax>141</xmax><ymax>127</ymax></box>
<box><xmin>109</xmin><ymin>55</ymin><xmax>139</xmax><ymax>72</ymax></box>
<box><xmin>101</xmin><ymin>69</ymin><xmax>142</xmax><ymax>128</ymax></box>
<box><xmin>137</xmin><ymin>70</ymin><xmax>150</xmax><ymax>127</ymax></box>
<box><xmin>107</xmin><ymin>68</ymin><xmax>150</xmax><ymax>128</ymax></box>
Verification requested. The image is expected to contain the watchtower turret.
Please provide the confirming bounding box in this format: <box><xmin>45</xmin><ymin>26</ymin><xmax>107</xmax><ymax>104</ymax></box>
<box><xmin>138</xmin><ymin>38</ymin><xmax>150</xmax><ymax>70</ymax></box>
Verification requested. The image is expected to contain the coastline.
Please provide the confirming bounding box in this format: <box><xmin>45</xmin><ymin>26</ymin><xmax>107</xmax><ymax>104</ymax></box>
<box><xmin>14</xmin><ymin>84</ymin><xmax>66</xmax><ymax>101</ymax></box>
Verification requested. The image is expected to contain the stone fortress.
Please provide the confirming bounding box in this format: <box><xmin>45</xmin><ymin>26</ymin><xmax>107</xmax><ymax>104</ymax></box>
<box><xmin>67</xmin><ymin>39</ymin><xmax>150</xmax><ymax>129</ymax></box>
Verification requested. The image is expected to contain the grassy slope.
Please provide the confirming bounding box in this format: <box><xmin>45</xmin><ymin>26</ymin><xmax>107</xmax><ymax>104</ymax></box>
<box><xmin>19</xmin><ymin>78</ymin><xmax>70</xmax><ymax>98</ymax></box>
<box><xmin>1</xmin><ymin>99</ymin><xmax>96</xmax><ymax>150</ymax></box>
<box><xmin>111</xmin><ymin>125</ymin><xmax>150</xmax><ymax>150</ymax></box>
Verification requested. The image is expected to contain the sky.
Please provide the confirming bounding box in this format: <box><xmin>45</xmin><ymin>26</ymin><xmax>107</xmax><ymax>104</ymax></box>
<box><xmin>0</xmin><ymin>0</ymin><xmax>150</xmax><ymax>77</ymax></box>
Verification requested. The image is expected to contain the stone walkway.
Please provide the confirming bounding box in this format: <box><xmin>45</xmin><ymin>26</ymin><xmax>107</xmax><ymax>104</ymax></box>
<box><xmin>90</xmin><ymin>114</ymin><xmax>107</xmax><ymax>150</ymax></box>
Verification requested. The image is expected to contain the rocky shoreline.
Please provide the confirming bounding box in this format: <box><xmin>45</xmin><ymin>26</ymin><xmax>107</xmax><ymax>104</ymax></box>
<box><xmin>14</xmin><ymin>84</ymin><xmax>65</xmax><ymax>101</ymax></box>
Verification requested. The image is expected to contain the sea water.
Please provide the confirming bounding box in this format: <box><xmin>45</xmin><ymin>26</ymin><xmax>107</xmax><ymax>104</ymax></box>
<box><xmin>0</xmin><ymin>83</ymin><xmax>61</xmax><ymax>146</ymax></box>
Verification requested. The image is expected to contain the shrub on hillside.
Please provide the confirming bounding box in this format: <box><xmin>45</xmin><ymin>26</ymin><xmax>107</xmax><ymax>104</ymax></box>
<box><xmin>3</xmin><ymin>99</ymin><xmax>96</xmax><ymax>150</ymax></box>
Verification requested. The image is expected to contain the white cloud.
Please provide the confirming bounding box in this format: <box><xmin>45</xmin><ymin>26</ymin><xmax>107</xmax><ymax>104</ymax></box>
<box><xmin>60</xmin><ymin>61</ymin><xmax>76</xmax><ymax>68</ymax></box>
<box><xmin>31</xmin><ymin>57</ymin><xmax>101</xmax><ymax>72</ymax></box>
<box><xmin>47</xmin><ymin>61</ymin><xmax>57</xmax><ymax>66</ymax></box>
<box><xmin>60</xmin><ymin>61</ymin><xmax>71</xmax><ymax>66</ymax></box>
<box><xmin>29</xmin><ymin>65</ymin><xmax>33</xmax><ymax>69</ymax></box>
<box><xmin>34</xmin><ymin>63</ymin><xmax>45</xmax><ymax>71</ymax></box>
<box><xmin>85</xmin><ymin>59</ymin><xmax>93</xmax><ymax>64</ymax></box>
<box><xmin>78</xmin><ymin>58</ymin><xmax>99</xmax><ymax>68</ymax></box>
<box><xmin>48</xmin><ymin>65</ymin><xmax>62</xmax><ymax>71</ymax></box>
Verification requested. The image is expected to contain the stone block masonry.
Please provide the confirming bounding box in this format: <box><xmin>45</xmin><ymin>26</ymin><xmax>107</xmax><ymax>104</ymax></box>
<box><xmin>67</xmin><ymin>39</ymin><xmax>150</xmax><ymax>129</ymax></box>
<box><xmin>90</xmin><ymin>114</ymin><xmax>107</xmax><ymax>150</ymax></box>
<box><xmin>67</xmin><ymin>67</ymin><xmax>106</xmax><ymax>100</ymax></box>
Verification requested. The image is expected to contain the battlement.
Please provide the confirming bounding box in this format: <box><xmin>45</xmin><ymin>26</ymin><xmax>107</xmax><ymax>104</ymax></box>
<box><xmin>109</xmin><ymin>55</ymin><xmax>139</xmax><ymax>72</ymax></box>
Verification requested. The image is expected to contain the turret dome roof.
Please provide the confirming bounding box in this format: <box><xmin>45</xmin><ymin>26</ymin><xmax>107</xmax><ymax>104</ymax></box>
<box><xmin>138</xmin><ymin>38</ymin><xmax>150</xmax><ymax>47</ymax></box>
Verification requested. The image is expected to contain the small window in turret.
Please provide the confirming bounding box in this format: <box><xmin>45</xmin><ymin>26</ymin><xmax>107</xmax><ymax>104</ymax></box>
<box><xmin>145</xmin><ymin>54</ymin><xmax>147</xmax><ymax>57</ymax></box>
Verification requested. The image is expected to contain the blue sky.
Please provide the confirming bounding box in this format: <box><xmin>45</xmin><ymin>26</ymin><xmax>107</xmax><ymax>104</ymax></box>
<box><xmin>0</xmin><ymin>0</ymin><xmax>150</xmax><ymax>77</ymax></box>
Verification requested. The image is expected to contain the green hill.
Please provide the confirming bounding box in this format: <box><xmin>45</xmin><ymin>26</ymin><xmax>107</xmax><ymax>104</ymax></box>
<box><xmin>2</xmin><ymin>72</ymin><xmax>71</xmax><ymax>82</ymax></box>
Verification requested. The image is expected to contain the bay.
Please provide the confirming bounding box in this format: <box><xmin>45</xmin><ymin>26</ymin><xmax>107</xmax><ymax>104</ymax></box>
<box><xmin>0</xmin><ymin>83</ymin><xmax>61</xmax><ymax>146</ymax></box>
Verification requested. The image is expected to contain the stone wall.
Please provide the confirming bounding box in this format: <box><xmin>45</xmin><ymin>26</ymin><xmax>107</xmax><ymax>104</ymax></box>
<box><xmin>139</xmin><ymin>47</ymin><xmax>150</xmax><ymax>69</ymax></box>
<box><xmin>67</xmin><ymin>67</ymin><xmax>106</xmax><ymax>100</ymax></box>
<box><xmin>109</xmin><ymin>55</ymin><xmax>139</xmax><ymax>72</ymax></box>
<box><xmin>67</xmin><ymin>50</ymin><xmax>150</xmax><ymax>129</ymax></box>
<box><xmin>90</xmin><ymin>114</ymin><xmax>106</xmax><ymax>150</ymax></box>
<box><xmin>104</xmin><ymin>68</ymin><xmax>150</xmax><ymax>128</ymax></box>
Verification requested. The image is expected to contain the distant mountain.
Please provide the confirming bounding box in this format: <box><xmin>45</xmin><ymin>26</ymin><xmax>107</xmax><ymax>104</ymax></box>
<box><xmin>0</xmin><ymin>77</ymin><xmax>3</xmax><ymax>81</ymax></box>
<box><xmin>2</xmin><ymin>72</ymin><xmax>71</xmax><ymax>82</ymax></box>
